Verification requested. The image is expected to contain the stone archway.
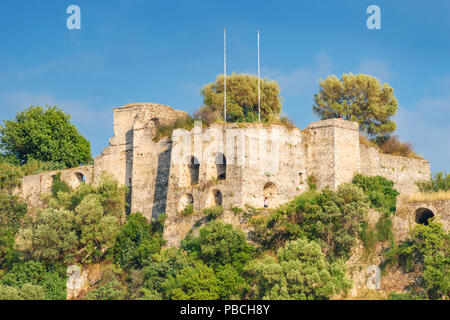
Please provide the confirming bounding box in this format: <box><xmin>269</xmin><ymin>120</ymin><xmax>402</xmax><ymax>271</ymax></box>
<box><xmin>188</xmin><ymin>156</ymin><xmax>199</xmax><ymax>185</ymax></box>
<box><xmin>263</xmin><ymin>182</ymin><xmax>278</xmax><ymax>208</ymax></box>
<box><xmin>178</xmin><ymin>193</ymin><xmax>194</xmax><ymax>212</ymax></box>
<box><xmin>415</xmin><ymin>207</ymin><xmax>435</xmax><ymax>225</ymax></box>
<box><xmin>75</xmin><ymin>172</ymin><xmax>85</xmax><ymax>183</ymax></box>
<box><xmin>206</xmin><ymin>189</ymin><xmax>223</xmax><ymax>208</ymax></box>
<box><xmin>215</xmin><ymin>153</ymin><xmax>226</xmax><ymax>180</ymax></box>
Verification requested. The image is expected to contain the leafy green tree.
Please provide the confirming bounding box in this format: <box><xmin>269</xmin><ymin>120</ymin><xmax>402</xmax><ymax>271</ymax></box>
<box><xmin>74</xmin><ymin>194</ymin><xmax>121</xmax><ymax>263</ymax></box>
<box><xmin>17</xmin><ymin>172</ymin><xmax>127</xmax><ymax>264</ymax></box>
<box><xmin>352</xmin><ymin>174</ymin><xmax>399</xmax><ymax>215</ymax></box>
<box><xmin>246</xmin><ymin>238</ymin><xmax>351</xmax><ymax>300</ymax></box>
<box><xmin>386</xmin><ymin>221</ymin><xmax>449</xmax><ymax>299</ymax></box>
<box><xmin>313</xmin><ymin>73</ymin><xmax>398</xmax><ymax>139</ymax></box>
<box><xmin>181</xmin><ymin>220</ymin><xmax>254</xmax><ymax>272</ymax></box>
<box><xmin>140</xmin><ymin>248</ymin><xmax>192</xmax><ymax>299</ymax></box>
<box><xmin>113</xmin><ymin>213</ymin><xmax>165</xmax><ymax>269</ymax></box>
<box><xmin>0</xmin><ymin>106</ymin><xmax>91</xmax><ymax>167</ymax></box>
<box><xmin>0</xmin><ymin>260</ymin><xmax>66</xmax><ymax>300</ymax></box>
<box><xmin>21</xmin><ymin>208</ymin><xmax>78</xmax><ymax>264</ymax></box>
<box><xmin>199</xmin><ymin>73</ymin><xmax>283</xmax><ymax>123</ymax></box>
<box><xmin>250</xmin><ymin>183</ymin><xmax>369</xmax><ymax>260</ymax></box>
<box><xmin>171</xmin><ymin>260</ymin><xmax>219</xmax><ymax>300</ymax></box>
<box><xmin>215</xmin><ymin>264</ymin><xmax>249</xmax><ymax>299</ymax></box>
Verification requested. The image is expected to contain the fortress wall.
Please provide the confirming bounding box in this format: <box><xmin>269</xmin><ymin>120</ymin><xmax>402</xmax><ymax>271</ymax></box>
<box><xmin>242</xmin><ymin>125</ymin><xmax>306</xmax><ymax>209</ymax></box>
<box><xmin>360</xmin><ymin>145</ymin><xmax>430</xmax><ymax>194</ymax></box>
<box><xmin>21</xmin><ymin>165</ymin><xmax>94</xmax><ymax>208</ymax></box>
<box><xmin>394</xmin><ymin>199</ymin><xmax>450</xmax><ymax>241</ymax></box>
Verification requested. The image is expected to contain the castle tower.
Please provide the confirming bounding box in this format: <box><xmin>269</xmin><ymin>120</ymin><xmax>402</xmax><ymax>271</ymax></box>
<box><xmin>305</xmin><ymin>118</ymin><xmax>361</xmax><ymax>190</ymax></box>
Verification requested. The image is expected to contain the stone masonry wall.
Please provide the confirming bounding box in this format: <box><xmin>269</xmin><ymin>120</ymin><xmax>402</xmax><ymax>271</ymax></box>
<box><xmin>360</xmin><ymin>145</ymin><xmax>430</xmax><ymax>194</ymax></box>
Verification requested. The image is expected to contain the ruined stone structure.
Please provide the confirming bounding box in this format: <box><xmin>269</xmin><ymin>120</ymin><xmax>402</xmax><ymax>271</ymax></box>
<box><xmin>21</xmin><ymin>103</ymin><xmax>440</xmax><ymax>246</ymax></box>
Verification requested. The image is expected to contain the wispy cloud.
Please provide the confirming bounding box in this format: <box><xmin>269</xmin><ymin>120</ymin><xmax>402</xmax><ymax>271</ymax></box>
<box><xmin>0</xmin><ymin>92</ymin><xmax>110</xmax><ymax>125</ymax></box>
<box><xmin>263</xmin><ymin>53</ymin><xmax>333</xmax><ymax>95</ymax></box>
<box><xmin>354</xmin><ymin>59</ymin><xmax>394</xmax><ymax>83</ymax></box>
<box><xmin>395</xmin><ymin>77</ymin><xmax>450</xmax><ymax>173</ymax></box>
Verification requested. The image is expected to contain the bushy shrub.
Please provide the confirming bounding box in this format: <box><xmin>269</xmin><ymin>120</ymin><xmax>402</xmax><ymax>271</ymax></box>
<box><xmin>416</xmin><ymin>171</ymin><xmax>450</xmax><ymax>193</ymax></box>
<box><xmin>0</xmin><ymin>191</ymin><xmax>27</xmax><ymax>267</ymax></box>
<box><xmin>250</xmin><ymin>184</ymin><xmax>369</xmax><ymax>260</ymax></box>
<box><xmin>0</xmin><ymin>260</ymin><xmax>66</xmax><ymax>300</ymax></box>
<box><xmin>352</xmin><ymin>174</ymin><xmax>399</xmax><ymax>215</ymax></box>
<box><xmin>181</xmin><ymin>221</ymin><xmax>254</xmax><ymax>272</ymax></box>
<box><xmin>202</xmin><ymin>206</ymin><xmax>224</xmax><ymax>221</ymax></box>
<box><xmin>139</xmin><ymin>248</ymin><xmax>192</xmax><ymax>299</ymax></box>
<box><xmin>171</xmin><ymin>260</ymin><xmax>219</xmax><ymax>300</ymax></box>
<box><xmin>246</xmin><ymin>238</ymin><xmax>351</xmax><ymax>300</ymax></box>
<box><xmin>86</xmin><ymin>271</ymin><xmax>127</xmax><ymax>300</ymax></box>
<box><xmin>180</xmin><ymin>204</ymin><xmax>194</xmax><ymax>216</ymax></box>
<box><xmin>154</xmin><ymin>116</ymin><xmax>195</xmax><ymax>141</ymax></box>
<box><xmin>384</xmin><ymin>221</ymin><xmax>449</xmax><ymax>299</ymax></box>
<box><xmin>51</xmin><ymin>172</ymin><xmax>70</xmax><ymax>197</ymax></box>
<box><xmin>18</xmin><ymin>172</ymin><xmax>127</xmax><ymax>264</ymax></box>
<box><xmin>113</xmin><ymin>213</ymin><xmax>165</xmax><ymax>269</ymax></box>
<box><xmin>376</xmin><ymin>135</ymin><xmax>419</xmax><ymax>158</ymax></box>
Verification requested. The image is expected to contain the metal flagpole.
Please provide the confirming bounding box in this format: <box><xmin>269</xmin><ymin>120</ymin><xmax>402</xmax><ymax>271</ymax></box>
<box><xmin>224</xmin><ymin>28</ymin><xmax>227</xmax><ymax>123</ymax></box>
<box><xmin>258</xmin><ymin>30</ymin><xmax>261</xmax><ymax>123</ymax></box>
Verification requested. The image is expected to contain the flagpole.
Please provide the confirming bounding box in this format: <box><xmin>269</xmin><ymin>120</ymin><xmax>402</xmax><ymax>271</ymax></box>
<box><xmin>258</xmin><ymin>29</ymin><xmax>261</xmax><ymax>123</ymax></box>
<box><xmin>224</xmin><ymin>28</ymin><xmax>227</xmax><ymax>123</ymax></box>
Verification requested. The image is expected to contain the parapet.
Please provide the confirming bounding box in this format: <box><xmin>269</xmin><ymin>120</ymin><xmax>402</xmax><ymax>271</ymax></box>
<box><xmin>306</xmin><ymin>118</ymin><xmax>359</xmax><ymax>131</ymax></box>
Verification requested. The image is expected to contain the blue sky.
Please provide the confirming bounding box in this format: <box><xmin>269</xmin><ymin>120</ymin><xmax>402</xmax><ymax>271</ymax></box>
<box><xmin>0</xmin><ymin>0</ymin><xmax>449</xmax><ymax>173</ymax></box>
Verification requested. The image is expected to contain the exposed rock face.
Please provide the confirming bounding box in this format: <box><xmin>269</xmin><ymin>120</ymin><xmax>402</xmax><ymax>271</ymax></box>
<box><xmin>66</xmin><ymin>265</ymin><xmax>87</xmax><ymax>300</ymax></box>
<box><xmin>20</xmin><ymin>103</ymin><xmax>434</xmax><ymax>247</ymax></box>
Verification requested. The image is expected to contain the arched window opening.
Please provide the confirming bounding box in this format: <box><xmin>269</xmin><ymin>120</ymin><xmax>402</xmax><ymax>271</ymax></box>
<box><xmin>213</xmin><ymin>189</ymin><xmax>223</xmax><ymax>206</ymax></box>
<box><xmin>215</xmin><ymin>153</ymin><xmax>226</xmax><ymax>180</ymax></box>
<box><xmin>178</xmin><ymin>193</ymin><xmax>194</xmax><ymax>212</ymax></box>
<box><xmin>206</xmin><ymin>189</ymin><xmax>223</xmax><ymax>207</ymax></box>
<box><xmin>263</xmin><ymin>182</ymin><xmax>278</xmax><ymax>209</ymax></box>
<box><xmin>75</xmin><ymin>172</ymin><xmax>85</xmax><ymax>183</ymax></box>
<box><xmin>188</xmin><ymin>156</ymin><xmax>200</xmax><ymax>185</ymax></box>
<box><xmin>415</xmin><ymin>208</ymin><xmax>435</xmax><ymax>226</ymax></box>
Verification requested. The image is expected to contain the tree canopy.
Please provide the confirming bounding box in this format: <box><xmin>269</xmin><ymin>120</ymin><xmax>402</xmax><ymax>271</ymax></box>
<box><xmin>198</xmin><ymin>73</ymin><xmax>283</xmax><ymax>123</ymax></box>
<box><xmin>0</xmin><ymin>106</ymin><xmax>92</xmax><ymax>167</ymax></box>
<box><xmin>313</xmin><ymin>73</ymin><xmax>398</xmax><ymax>139</ymax></box>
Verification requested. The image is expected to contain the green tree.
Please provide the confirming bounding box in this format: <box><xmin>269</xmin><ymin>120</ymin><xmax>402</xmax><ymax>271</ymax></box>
<box><xmin>386</xmin><ymin>221</ymin><xmax>449</xmax><ymax>299</ymax></box>
<box><xmin>181</xmin><ymin>220</ymin><xmax>255</xmax><ymax>272</ymax></box>
<box><xmin>352</xmin><ymin>174</ymin><xmax>399</xmax><ymax>215</ymax></box>
<box><xmin>171</xmin><ymin>260</ymin><xmax>220</xmax><ymax>300</ymax></box>
<box><xmin>199</xmin><ymin>73</ymin><xmax>283</xmax><ymax>123</ymax></box>
<box><xmin>0</xmin><ymin>106</ymin><xmax>91</xmax><ymax>167</ymax></box>
<box><xmin>113</xmin><ymin>213</ymin><xmax>165</xmax><ymax>269</ymax></box>
<box><xmin>250</xmin><ymin>183</ymin><xmax>369</xmax><ymax>260</ymax></box>
<box><xmin>0</xmin><ymin>192</ymin><xmax>27</xmax><ymax>267</ymax></box>
<box><xmin>246</xmin><ymin>238</ymin><xmax>351</xmax><ymax>300</ymax></box>
<box><xmin>0</xmin><ymin>260</ymin><xmax>66</xmax><ymax>300</ymax></box>
<box><xmin>313</xmin><ymin>74</ymin><xmax>398</xmax><ymax>139</ymax></box>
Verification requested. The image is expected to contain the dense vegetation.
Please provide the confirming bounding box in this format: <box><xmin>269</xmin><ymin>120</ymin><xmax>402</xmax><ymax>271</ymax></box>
<box><xmin>0</xmin><ymin>106</ymin><xmax>91</xmax><ymax>167</ymax></box>
<box><xmin>313</xmin><ymin>73</ymin><xmax>398</xmax><ymax>139</ymax></box>
<box><xmin>416</xmin><ymin>171</ymin><xmax>450</xmax><ymax>193</ymax></box>
<box><xmin>0</xmin><ymin>98</ymin><xmax>448</xmax><ymax>300</ymax></box>
<box><xmin>199</xmin><ymin>73</ymin><xmax>283</xmax><ymax>123</ymax></box>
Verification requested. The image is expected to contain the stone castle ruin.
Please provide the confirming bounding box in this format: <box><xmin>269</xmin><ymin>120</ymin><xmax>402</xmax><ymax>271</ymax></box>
<box><xmin>20</xmin><ymin>103</ymin><xmax>448</xmax><ymax>246</ymax></box>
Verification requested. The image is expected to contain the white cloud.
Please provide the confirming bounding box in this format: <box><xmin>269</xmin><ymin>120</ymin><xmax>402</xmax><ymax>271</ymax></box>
<box><xmin>0</xmin><ymin>92</ymin><xmax>110</xmax><ymax>125</ymax></box>
<box><xmin>355</xmin><ymin>59</ymin><xmax>394</xmax><ymax>83</ymax></box>
<box><xmin>395</xmin><ymin>79</ymin><xmax>450</xmax><ymax>173</ymax></box>
<box><xmin>263</xmin><ymin>53</ymin><xmax>333</xmax><ymax>95</ymax></box>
